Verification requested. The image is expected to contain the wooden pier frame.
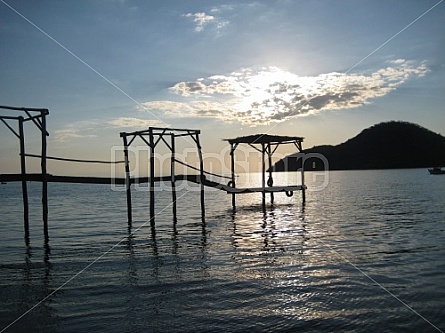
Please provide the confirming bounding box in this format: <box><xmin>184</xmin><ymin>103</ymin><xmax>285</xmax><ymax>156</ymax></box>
<box><xmin>120</xmin><ymin>127</ymin><xmax>205</xmax><ymax>225</ymax></box>
<box><xmin>225</xmin><ymin>134</ymin><xmax>306</xmax><ymax>209</ymax></box>
<box><xmin>1</xmin><ymin>112</ymin><xmax>307</xmax><ymax>240</ymax></box>
<box><xmin>0</xmin><ymin>105</ymin><xmax>49</xmax><ymax>241</ymax></box>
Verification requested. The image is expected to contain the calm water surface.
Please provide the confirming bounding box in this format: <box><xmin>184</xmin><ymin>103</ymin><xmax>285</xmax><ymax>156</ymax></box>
<box><xmin>0</xmin><ymin>169</ymin><xmax>444</xmax><ymax>332</ymax></box>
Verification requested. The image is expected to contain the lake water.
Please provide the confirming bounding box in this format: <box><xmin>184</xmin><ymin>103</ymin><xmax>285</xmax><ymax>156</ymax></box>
<box><xmin>0</xmin><ymin>169</ymin><xmax>444</xmax><ymax>332</ymax></box>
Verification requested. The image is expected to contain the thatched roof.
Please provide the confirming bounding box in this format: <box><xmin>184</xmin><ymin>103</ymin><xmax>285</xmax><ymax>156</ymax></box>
<box><xmin>224</xmin><ymin>134</ymin><xmax>303</xmax><ymax>145</ymax></box>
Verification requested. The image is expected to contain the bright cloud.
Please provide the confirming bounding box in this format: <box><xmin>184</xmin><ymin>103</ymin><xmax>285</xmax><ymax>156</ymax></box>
<box><xmin>183</xmin><ymin>12</ymin><xmax>215</xmax><ymax>32</ymax></box>
<box><xmin>142</xmin><ymin>59</ymin><xmax>429</xmax><ymax>126</ymax></box>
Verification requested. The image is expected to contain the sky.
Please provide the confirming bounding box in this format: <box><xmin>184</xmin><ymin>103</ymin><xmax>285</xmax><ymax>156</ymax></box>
<box><xmin>1</xmin><ymin>0</ymin><xmax>444</xmax><ymax>176</ymax></box>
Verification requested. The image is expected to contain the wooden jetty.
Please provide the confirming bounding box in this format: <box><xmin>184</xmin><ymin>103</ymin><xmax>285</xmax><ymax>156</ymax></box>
<box><xmin>0</xmin><ymin>105</ymin><xmax>49</xmax><ymax>241</ymax></box>
<box><xmin>119</xmin><ymin>128</ymin><xmax>306</xmax><ymax>225</ymax></box>
<box><xmin>1</xmin><ymin>105</ymin><xmax>306</xmax><ymax>241</ymax></box>
<box><xmin>120</xmin><ymin>127</ymin><xmax>207</xmax><ymax>225</ymax></box>
<box><xmin>224</xmin><ymin>134</ymin><xmax>306</xmax><ymax>209</ymax></box>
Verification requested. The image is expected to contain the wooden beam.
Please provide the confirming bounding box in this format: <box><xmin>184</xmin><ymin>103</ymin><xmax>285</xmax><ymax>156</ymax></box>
<box><xmin>0</xmin><ymin>118</ymin><xmax>20</xmax><ymax>138</ymax></box>
<box><xmin>0</xmin><ymin>105</ymin><xmax>49</xmax><ymax>113</ymax></box>
<box><xmin>225</xmin><ymin>185</ymin><xmax>306</xmax><ymax>194</ymax></box>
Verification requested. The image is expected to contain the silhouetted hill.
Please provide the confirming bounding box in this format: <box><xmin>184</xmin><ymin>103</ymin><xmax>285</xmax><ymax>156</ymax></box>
<box><xmin>273</xmin><ymin>121</ymin><xmax>445</xmax><ymax>171</ymax></box>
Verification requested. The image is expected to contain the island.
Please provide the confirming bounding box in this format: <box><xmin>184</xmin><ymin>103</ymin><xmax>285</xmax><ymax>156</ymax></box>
<box><xmin>273</xmin><ymin>121</ymin><xmax>445</xmax><ymax>171</ymax></box>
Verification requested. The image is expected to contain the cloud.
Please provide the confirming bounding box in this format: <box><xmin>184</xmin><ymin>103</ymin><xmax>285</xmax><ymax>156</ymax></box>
<box><xmin>142</xmin><ymin>100</ymin><xmax>232</xmax><ymax>120</ymax></box>
<box><xmin>53</xmin><ymin>126</ymin><xmax>97</xmax><ymax>142</ymax></box>
<box><xmin>142</xmin><ymin>60</ymin><xmax>430</xmax><ymax>126</ymax></box>
<box><xmin>210</xmin><ymin>4</ymin><xmax>234</xmax><ymax>13</ymax></box>
<box><xmin>182</xmin><ymin>10</ymin><xmax>229</xmax><ymax>33</ymax></box>
<box><xmin>183</xmin><ymin>12</ymin><xmax>215</xmax><ymax>32</ymax></box>
<box><xmin>53</xmin><ymin>117</ymin><xmax>168</xmax><ymax>143</ymax></box>
<box><xmin>108</xmin><ymin>117</ymin><xmax>168</xmax><ymax>128</ymax></box>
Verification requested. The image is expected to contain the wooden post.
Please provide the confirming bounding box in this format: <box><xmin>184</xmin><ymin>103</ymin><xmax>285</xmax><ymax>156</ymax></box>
<box><xmin>41</xmin><ymin>110</ymin><xmax>48</xmax><ymax>241</ymax></box>
<box><xmin>149</xmin><ymin>128</ymin><xmax>155</xmax><ymax>224</ymax></box>
<box><xmin>171</xmin><ymin>134</ymin><xmax>177</xmax><ymax>220</ymax></box>
<box><xmin>122</xmin><ymin>134</ymin><xmax>132</xmax><ymax>225</ymax></box>
<box><xmin>267</xmin><ymin>143</ymin><xmax>274</xmax><ymax>205</ymax></box>
<box><xmin>301</xmin><ymin>152</ymin><xmax>306</xmax><ymax>204</ymax></box>
<box><xmin>18</xmin><ymin>116</ymin><xmax>29</xmax><ymax>237</ymax></box>
<box><xmin>299</xmin><ymin>140</ymin><xmax>306</xmax><ymax>204</ymax></box>
<box><xmin>195</xmin><ymin>132</ymin><xmax>205</xmax><ymax>220</ymax></box>
<box><xmin>261</xmin><ymin>143</ymin><xmax>266</xmax><ymax>209</ymax></box>
<box><xmin>230</xmin><ymin>143</ymin><xmax>236</xmax><ymax>209</ymax></box>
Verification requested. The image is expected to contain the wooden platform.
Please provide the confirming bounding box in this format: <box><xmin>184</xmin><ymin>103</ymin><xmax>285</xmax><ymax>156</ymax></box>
<box><xmin>223</xmin><ymin>185</ymin><xmax>306</xmax><ymax>194</ymax></box>
<box><xmin>0</xmin><ymin>173</ymin><xmax>141</xmax><ymax>185</ymax></box>
<box><xmin>0</xmin><ymin>173</ymin><xmax>306</xmax><ymax>195</ymax></box>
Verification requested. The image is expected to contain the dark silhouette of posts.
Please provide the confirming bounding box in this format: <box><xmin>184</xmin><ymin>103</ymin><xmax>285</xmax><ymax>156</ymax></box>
<box><xmin>0</xmin><ymin>106</ymin><xmax>49</xmax><ymax>241</ymax></box>
<box><xmin>295</xmin><ymin>140</ymin><xmax>306</xmax><ymax>204</ymax></box>
<box><xmin>149</xmin><ymin>128</ymin><xmax>155</xmax><ymax>224</ymax></box>
<box><xmin>225</xmin><ymin>134</ymin><xmax>306</xmax><ymax>208</ymax></box>
<box><xmin>41</xmin><ymin>110</ymin><xmax>48</xmax><ymax>240</ymax></box>
<box><xmin>122</xmin><ymin>135</ymin><xmax>132</xmax><ymax>225</ymax></box>
<box><xmin>18</xmin><ymin>116</ymin><xmax>29</xmax><ymax>236</ymax></box>
<box><xmin>170</xmin><ymin>134</ymin><xmax>177</xmax><ymax>220</ymax></box>
<box><xmin>261</xmin><ymin>142</ymin><xmax>266</xmax><ymax>209</ymax></box>
<box><xmin>267</xmin><ymin>143</ymin><xmax>274</xmax><ymax>205</ymax></box>
<box><xmin>229</xmin><ymin>143</ymin><xmax>237</xmax><ymax>209</ymax></box>
<box><xmin>120</xmin><ymin>127</ymin><xmax>205</xmax><ymax>224</ymax></box>
<box><xmin>193</xmin><ymin>132</ymin><xmax>205</xmax><ymax>219</ymax></box>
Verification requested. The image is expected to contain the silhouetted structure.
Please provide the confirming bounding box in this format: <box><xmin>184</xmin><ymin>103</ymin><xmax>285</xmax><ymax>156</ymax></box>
<box><xmin>120</xmin><ymin>127</ymin><xmax>206</xmax><ymax>225</ymax></box>
<box><xmin>225</xmin><ymin>134</ymin><xmax>306</xmax><ymax>208</ymax></box>
<box><xmin>1</xmin><ymin>109</ymin><xmax>307</xmax><ymax>240</ymax></box>
<box><xmin>0</xmin><ymin>105</ymin><xmax>49</xmax><ymax>242</ymax></box>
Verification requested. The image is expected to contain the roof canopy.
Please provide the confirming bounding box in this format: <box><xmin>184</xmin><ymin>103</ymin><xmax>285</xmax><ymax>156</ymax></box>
<box><xmin>224</xmin><ymin>134</ymin><xmax>304</xmax><ymax>145</ymax></box>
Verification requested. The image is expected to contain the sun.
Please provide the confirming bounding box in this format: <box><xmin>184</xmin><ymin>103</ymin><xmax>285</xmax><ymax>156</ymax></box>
<box><xmin>235</xmin><ymin>66</ymin><xmax>315</xmax><ymax>121</ymax></box>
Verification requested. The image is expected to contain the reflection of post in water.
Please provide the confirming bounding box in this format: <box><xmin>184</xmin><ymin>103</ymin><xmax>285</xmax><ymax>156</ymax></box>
<box><xmin>125</xmin><ymin>225</ymin><xmax>137</xmax><ymax>280</ymax></box>
<box><xmin>43</xmin><ymin>241</ymin><xmax>51</xmax><ymax>280</ymax></box>
<box><xmin>298</xmin><ymin>203</ymin><xmax>308</xmax><ymax>254</ymax></box>
<box><xmin>41</xmin><ymin>241</ymin><xmax>54</xmax><ymax>329</ymax></box>
<box><xmin>230</xmin><ymin>208</ymin><xmax>238</xmax><ymax>250</ymax></box>
<box><xmin>123</xmin><ymin>226</ymin><xmax>139</xmax><ymax>328</ymax></box>
<box><xmin>200</xmin><ymin>217</ymin><xmax>207</xmax><ymax>250</ymax></box>
<box><xmin>261</xmin><ymin>207</ymin><xmax>278</xmax><ymax>252</ymax></box>
<box><xmin>148</xmin><ymin>220</ymin><xmax>161</xmax><ymax>283</ymax></box>
<box><xmin>11</xmin><ymin>240</ymin><xmax>56</xmax><ymax>331</ymax></box>
<box><xmin>150</xmin><ymin>221</ymin><xmax>158</xmax><ymax>257</ymax></box>
<box><xmin>172</xmin><ymin>217</ymin><xmax>178</xmax><ymax>256</ymax></box>
<box><xmin>196</xmin><ymin>217</ymin><xmax>209</xmax><ymax>274</ymax></box>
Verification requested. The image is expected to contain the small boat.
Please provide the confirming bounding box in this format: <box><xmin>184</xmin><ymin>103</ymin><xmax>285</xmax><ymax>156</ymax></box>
<box><xmin>428</xmin><ymin>167</ymin><xmax>445</xmax><ymax>175</ymax></box>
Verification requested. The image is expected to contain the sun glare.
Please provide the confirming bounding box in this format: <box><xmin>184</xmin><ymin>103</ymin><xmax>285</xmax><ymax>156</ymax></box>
<box><xmin>236</xmin><ymin>67</ymin><xmax>316</xmax><ymax>121</ymax></box>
